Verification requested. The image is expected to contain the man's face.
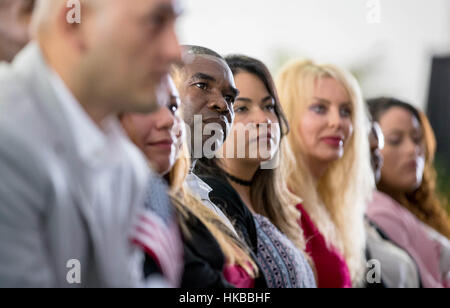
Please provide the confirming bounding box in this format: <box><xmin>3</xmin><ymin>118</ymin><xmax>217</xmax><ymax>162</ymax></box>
<box><xmin>0</xmin><ymin>0</ymin><xmax>35</xmax><ymax>62</ymax></box>
<box><xmin>79</xmin><ymin>0</ymin><xmax>182</xmax><ymax>114</ymax></box>
<box><xmin>178</xmin><ymin>54</ymin><xmax>237</xmax><ymax>156</ymax></box>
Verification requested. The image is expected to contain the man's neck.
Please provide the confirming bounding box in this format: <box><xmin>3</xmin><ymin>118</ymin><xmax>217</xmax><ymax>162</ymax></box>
<box><xmin>61</xmin><ymin>71</ymin><xmax>111</xmax><ymax>128</ymax></box>
<box><xmin>42</xmin><ymin>42</ymin><xmax>112</xmax><ymax>129</ymax></box>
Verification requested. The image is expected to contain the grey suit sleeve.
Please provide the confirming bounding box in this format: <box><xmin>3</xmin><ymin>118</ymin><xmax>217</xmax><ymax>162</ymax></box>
<box><xmin>0</xmin><ymin>133</ymin><xmax>55</xmax><ymax>287</ymax></box>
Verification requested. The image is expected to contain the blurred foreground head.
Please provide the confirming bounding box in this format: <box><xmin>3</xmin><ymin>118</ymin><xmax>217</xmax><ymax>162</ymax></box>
<box><xmin>31</xmin><ymin>0</ymin><xmax>182</xmax><ymax>115</ymax></box>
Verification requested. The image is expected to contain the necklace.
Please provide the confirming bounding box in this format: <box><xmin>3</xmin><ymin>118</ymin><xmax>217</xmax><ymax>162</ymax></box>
<box><xmin>223</xmin><ymin>171</ymin><xmax>253</xmax><ymax>187</ymax></box>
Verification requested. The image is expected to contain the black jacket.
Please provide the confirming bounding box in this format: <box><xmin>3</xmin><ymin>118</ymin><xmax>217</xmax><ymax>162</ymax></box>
<box><xmin>200</xmin><ymin>174</ymin><xmax>258</xmax><ymax>254</ymax></box>
<box><xmin>180</xmin><ymin>209</ymin><xmax>235</xmax><ymax>288</ymax></box>
<box><xmin>199</xmin><ymin>174</ymin><xmax>267</xmax><ymax>288</ymax></box>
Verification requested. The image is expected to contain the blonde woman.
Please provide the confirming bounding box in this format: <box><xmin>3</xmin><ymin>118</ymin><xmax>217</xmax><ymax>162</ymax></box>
<box><xmin>121</xmin><ymin>75</ymin><xmax>262</xmax><ymax>288</ymax></box>
<box><xmin>276</xmin><ymin>59</ymin><xmax>374</xmax><ymax>287</ymax></box>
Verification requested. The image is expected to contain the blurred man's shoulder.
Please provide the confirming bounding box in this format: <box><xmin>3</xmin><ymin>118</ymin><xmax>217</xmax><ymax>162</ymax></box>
<box><xmin>0</xmin><ymin>65</ymin><xmax>52</xmax><ymax>162</ymax></box>
<box><xmin>0</xmin><ymin>59</ymin><xmax>31</xmax><ymax>107</ymax></box>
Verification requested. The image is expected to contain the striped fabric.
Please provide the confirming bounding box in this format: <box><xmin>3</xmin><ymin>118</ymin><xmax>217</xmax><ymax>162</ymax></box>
<box><xmin>254</xmin><ymin>214</ymin><xmax>316</xmax><ymax>288</ymax></box>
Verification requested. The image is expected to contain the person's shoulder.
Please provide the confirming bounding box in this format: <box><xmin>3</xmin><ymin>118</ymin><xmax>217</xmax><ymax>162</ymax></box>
<box><xmin>368</xmin><ymin>190</ymin><xmax>404</xmax><ymax>216</ymax></box>
<box><xmin>200</xmin><ymin>174</ymin><xmax>253</xmax><ymax>218</ymax></box>
<box><xmin>0</xmin><ymin>113</ymin><xmax>53</xmax><ymax>207</ymax></box>
<box><xmin>0</xmin><ymin>60</ymin><xmax>18</xmax><ymax>80</ymax></box>
<box><xmin>0</xmin><ymin>61</ymin><xmax>12</xmax><ymax>79</ymax></box>
<box><xmin>182</xmin><ymin>208</ymin><xmax>225</xmax><ymax>262</ymax></box>
<box><xmin>0</xmin><ymin>57</ymin><xmax>31</xmax><ymax>101</ymax></box>
<box><xmin>366</xmin><ymin>191</ymin><xmax>415</xmax><ymax>238</ymax></box>
<box><xmin>0</xmin><ymin>61</ymin><xmax>46</xmax><ymax>136</ymax></box>
<box><xmin>0</xmin><ymin>44</ymin><xmax>55</xmax><ymax>135</ymax></box>
<box><xmin>0</xmin><ymin>76</ymin><xmax>65</xmax><ymax>190</ymax></box>
<box><xmin>0</xmin><ymin>92</ymin><xmax>54</xmax><ymax>165</ymax></box>
<box><xmin>200</xmin><ymin>175</ymin><xmax>240</xmax><ymax>205</ymax></box>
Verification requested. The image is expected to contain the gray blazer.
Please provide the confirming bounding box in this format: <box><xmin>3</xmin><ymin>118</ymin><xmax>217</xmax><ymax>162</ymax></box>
<box><xmin>0</xmin><ymin>43</ymin><xmax>150</xmax><ymax>287</ymax></box>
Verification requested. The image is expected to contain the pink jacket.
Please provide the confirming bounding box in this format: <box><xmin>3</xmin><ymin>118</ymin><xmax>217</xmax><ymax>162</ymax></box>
<box><xmin>367</xmin><ymin>190</ymin><xmax>448</xmax><ymax>288</ymax></box>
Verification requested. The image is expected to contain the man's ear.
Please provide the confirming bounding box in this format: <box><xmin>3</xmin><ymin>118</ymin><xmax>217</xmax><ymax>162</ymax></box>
<box><xmin>55</xmin><ymin>0</ymin><xmax>86</xmax><ymax>52</ymax></box>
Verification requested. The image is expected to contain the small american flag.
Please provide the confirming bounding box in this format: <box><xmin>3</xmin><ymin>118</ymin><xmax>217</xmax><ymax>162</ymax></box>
<box><xmin>130</xmin><ymin>174</ymin><xmax>183</xmax><ymax>287</ymax></box>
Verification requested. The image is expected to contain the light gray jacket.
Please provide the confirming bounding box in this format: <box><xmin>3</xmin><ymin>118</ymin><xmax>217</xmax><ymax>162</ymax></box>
<box><xmin>0</xmin><ymin>43</ymin><xmax>150</xmax><ymax>287</ymax></box>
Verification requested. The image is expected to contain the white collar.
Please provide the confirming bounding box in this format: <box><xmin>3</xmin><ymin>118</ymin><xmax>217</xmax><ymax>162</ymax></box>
<box><xmin>186</xmin><ymin>173</ymin><xmax>213</xmax><ymax>200</ymax></box>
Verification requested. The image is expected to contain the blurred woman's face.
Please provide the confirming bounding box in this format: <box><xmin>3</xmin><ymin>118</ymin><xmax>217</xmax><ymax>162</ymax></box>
<box><xmin>122</xmin><ymin>76</ymin><xmax>183</xmax><ymax>175</ymax></box>
<box><xmin>297</xmin><ymin>77</ymin><xmax>353</xmax><ymax>173</ymax></box>
<box><xmin>378</xmin><ymin>107</ymin><xmax>425</xmax><ymax>194</ymax></box>
<box><xmin>222</xmin><ymin>72</ymin><xmax>280</xmax><ymax>163</ymax></box>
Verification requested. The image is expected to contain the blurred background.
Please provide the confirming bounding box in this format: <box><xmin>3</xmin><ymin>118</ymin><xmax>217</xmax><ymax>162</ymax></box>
<box><xmin>178</xmin><ymin>0</ymin><xmax>450</xmax><ymax>208</ymax></box>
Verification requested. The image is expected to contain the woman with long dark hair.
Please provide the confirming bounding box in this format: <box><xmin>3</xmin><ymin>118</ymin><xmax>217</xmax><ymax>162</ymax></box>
<box><xmin>367</xmin><ymin>97</ymin><xmax>450</xmax><ymax>288</ymax></box>
<box><xmin>196</xmin><ymin>55</ymin><xmax>316</xmax><ymax>288</ymax></box>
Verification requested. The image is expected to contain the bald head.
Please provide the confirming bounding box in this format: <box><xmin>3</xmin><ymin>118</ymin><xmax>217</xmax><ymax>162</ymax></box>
<box><xmin>31</xmin><ymin>0</ymin><xmax>101</xmax><ymax>35</ymax></box>
<box><xmin>32</xmin><ymin>0</ymin><xmax>182</xmax><ymax>125</ymax></box>
<box><xmin>183</xmin><ymin>45</ymin><xmax>223</xmax><ymax>59</ymax></box>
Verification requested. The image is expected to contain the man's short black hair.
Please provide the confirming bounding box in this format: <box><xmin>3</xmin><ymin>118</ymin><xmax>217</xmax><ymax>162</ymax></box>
<box><xmin>182</xmin><ymin>45</ymin><xmax>224</xmax><ymax>60</ymax></box>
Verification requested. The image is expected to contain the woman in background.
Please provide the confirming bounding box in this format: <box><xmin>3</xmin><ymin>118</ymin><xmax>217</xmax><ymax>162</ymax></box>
<box><xmin>367</xmin><ymin>97</ymin><xmax>450</xmax><ymax>288</ymax></box>
<box><xmin>276</xmin><ymin>59</ymin><xmax>374</xmax><ymax>287</ymax></box>
<box><xmin>365</xmin><ymin>120</ymin><xmax>421</xmax><ymax>288</ymax></box>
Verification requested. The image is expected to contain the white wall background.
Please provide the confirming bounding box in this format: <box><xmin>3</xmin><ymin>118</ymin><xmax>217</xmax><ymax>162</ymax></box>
<box><xmin>177</xmin><ymin>0</ymin><xmax>450</xmax><ymax>110</ymax></box>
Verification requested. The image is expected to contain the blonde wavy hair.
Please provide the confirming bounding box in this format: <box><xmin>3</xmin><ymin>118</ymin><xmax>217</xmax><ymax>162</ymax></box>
<box><xmin>276</xmin><ymin>59</ymin><xmax>374</xmax><ymax>286</ymax></box>
<box><xmin>168</xmin><ymin>142</ymin><xmax>259</xmax><ymax>278</ymax></box>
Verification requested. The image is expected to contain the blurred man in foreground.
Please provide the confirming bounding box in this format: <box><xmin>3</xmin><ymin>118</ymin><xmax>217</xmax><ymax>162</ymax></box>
<box><xmin>0</xmin><ymin>0</ymin><xmax>182</xmax><ymax>287</ymax></box>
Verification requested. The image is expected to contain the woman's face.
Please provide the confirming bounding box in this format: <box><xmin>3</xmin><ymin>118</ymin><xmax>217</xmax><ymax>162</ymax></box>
<box><xmin>297</xmin><ymin>77</ymin><xmax>353</xmax><ymax>170</ymax></box>
<box><xmin>122</xmin><ymin>76</ymin><xmax>183</xmax><ymax>175</ymax></box>
<box><xmin>378</xmin><ymin>107</ymin><xmax>425</xmax><ymax>194</ymax></box>
<box><xmin>222</xmin><ymin>72</ymin><xmax>280</xmax><ymax>163</ymax></box>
